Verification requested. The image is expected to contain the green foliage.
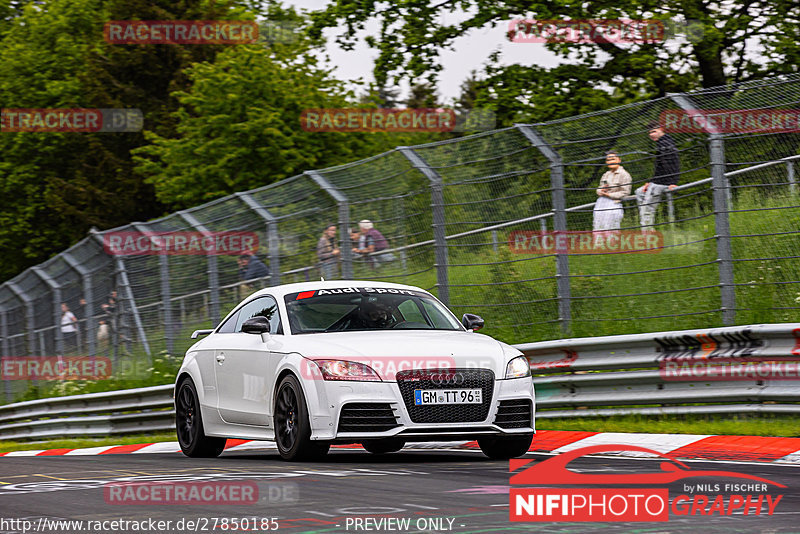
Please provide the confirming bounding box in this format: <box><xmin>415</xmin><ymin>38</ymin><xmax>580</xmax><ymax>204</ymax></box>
<box><xmin>0</xmin><ymin>0</ymin><xmax>254</xmax><ymax>280</ymax></box>
<box><xmin>311</xmin><ymin>0</ymin><xmax>800</xmax><ymax>124</ymax></box>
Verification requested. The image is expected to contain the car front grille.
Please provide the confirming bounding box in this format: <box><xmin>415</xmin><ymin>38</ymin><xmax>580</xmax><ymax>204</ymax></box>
<box><xmin>337</xmin><ymin>402</ymin><xmax>400</xmax><ymax>433</ymax></box>
<box><xmin>493</xmin><ymin>399</ymin><xmax>532</xmax><ymax>429</ymax></box>
<box><xmin>396</xmin><ymin>368</ymin><xmax>494</xmax><ymax>424</ymax></box>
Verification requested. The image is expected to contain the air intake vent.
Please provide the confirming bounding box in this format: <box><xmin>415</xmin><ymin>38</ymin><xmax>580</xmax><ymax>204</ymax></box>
<box><xmin>337</xmin><ymin>403</ymin><xmax>400</xmax><ymax>433</ymax></box>
<box><xmin>493</xmin><ymin>399</ymin><xmax>532</xmax><ymax>429</ymax></box>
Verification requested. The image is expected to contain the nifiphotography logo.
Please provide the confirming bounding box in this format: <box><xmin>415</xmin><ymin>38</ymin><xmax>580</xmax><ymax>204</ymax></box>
<box><xmin>510</xmin><ymin>444</ymin><xmax>786</xmax><ymax>522</ymax></box>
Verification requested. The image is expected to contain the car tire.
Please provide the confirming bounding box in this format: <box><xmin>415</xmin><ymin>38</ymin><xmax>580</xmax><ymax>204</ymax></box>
<box><xmin>362</xmin><ymin>439</ymin><xmax>406</xmax><ymax>454</ymax></box>
<box><xmin>274</xmin><ymin>374</ymin><xmax>330</xmax><ymax>461</ymax></box>
<box><xmin>477</xmin><ymin>434</ymin><xmax>533</xmax><ymax>460</ymax></box>
<box><xmin>176</xmin><ymin>377</ymin><xmax>227</xmax><ymax>458</ymax></box>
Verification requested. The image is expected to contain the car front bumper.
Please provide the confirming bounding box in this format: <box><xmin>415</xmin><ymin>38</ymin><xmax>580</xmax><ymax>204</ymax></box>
<box><xmin>305</xmin><ymin>375</ymin><xmax>535</xmax><ymax>442</ymax></box>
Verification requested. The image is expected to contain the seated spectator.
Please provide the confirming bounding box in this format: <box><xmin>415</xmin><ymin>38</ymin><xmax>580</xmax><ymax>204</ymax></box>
<box><xmin>239</xmin><ymin>253</ymin><xmax>270</xmax><ymax>281</ymax></box>
<box><xmin>593</xmin><ymin>151</ymin><xmax>632</xmax><ymax>231</ymax></box>
<box><xmin>238</xmin><ymin>253</ymin><xmax>270</xmax><ymax>298</ymax></box>
<box><xmin>316</xmin><ymin>224</ymin><xmax>340</xmax><ymax>279</ymax></box>
<box><xmin>352</xmin><ymin>220</ymin><xmax>395</xmax><ymax>267</ymax></box>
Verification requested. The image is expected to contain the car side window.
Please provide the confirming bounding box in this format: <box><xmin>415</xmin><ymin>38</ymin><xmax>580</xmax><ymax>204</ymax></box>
<box><xmin>233</xmin><ymin>296</ymin><xmax>282</xmax><ymax>334</ymax></box>
<box><xmin>216</xmin><ymin>309</ymin><xmax>240</xmax><ymax>333</ymax></box>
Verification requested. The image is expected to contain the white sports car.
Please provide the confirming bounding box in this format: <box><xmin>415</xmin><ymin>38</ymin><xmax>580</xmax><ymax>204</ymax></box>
<box><xmin>175</xmin><ymin>281</ymin><xmax>535</xmax><ymax>461</ymax></box>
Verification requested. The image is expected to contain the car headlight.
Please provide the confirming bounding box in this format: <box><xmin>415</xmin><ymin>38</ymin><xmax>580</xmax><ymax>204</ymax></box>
<box><xmin>505</xmin><ymin>356</ymin><xmax>531</xmax><ymax>378</ymax></box>
<box><xmin>313</xmin><ymin>359</ymin><xmax>382</xmax><ymax>382</ymax></box>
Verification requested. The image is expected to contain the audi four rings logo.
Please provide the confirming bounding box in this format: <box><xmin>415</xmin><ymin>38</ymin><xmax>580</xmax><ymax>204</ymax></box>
<box><xmin>430</xmin><ymin>373</ymin><xmax>465</xmax><ymax>386</ymax></box>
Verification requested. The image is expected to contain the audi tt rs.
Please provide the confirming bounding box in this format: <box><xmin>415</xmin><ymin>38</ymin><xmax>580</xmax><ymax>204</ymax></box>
<box><xmin>175</xmin><ymin>281</ymin><xmax>535</xmax><ymax>460</ymax></box>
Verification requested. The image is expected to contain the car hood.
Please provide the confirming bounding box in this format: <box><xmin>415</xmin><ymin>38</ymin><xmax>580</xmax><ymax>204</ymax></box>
<box><xmin>284</xmin><ymin>330</ymin><xmax>514</xmax><ymax>380</ymax></box>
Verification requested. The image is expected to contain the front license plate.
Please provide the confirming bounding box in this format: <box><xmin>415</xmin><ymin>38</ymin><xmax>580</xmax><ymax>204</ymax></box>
<box><xmin>414</xmin><ymin>389</ymin><xmax>482</xmax><ymax>405</ymax></box>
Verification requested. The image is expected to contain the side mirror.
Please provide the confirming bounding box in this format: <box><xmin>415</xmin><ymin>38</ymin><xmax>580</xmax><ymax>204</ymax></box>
<box><xmin>461</xmin><ymin>313</ymin><xmax>484</xmax><ymax>331</ymax></box>
<box><xmin>242</xmin><ymin>316</ymin><xmax>270</xmax><ymax>334</ymax></box>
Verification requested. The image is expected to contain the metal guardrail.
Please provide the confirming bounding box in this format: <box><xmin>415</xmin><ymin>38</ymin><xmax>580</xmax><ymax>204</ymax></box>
<box><xmin>518</xmin><ymin>323</ymin><xmax>800</xmax><ymax>418</ymax></box>
<box><xmin>0</xmin><ymin>384</ymin><xmax>173</xmax><ymax>440</ymax></box>
<box><xmin>0</xmin><ymin>324</ymin><xmax>798</xmax><ymax>440</ymax></box>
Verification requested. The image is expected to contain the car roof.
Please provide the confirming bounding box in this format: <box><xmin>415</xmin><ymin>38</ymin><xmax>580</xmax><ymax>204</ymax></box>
<box><xmin>248</xmin><ymin>280</ymin><xmax>432</xmax><ymax>300</ymax></box>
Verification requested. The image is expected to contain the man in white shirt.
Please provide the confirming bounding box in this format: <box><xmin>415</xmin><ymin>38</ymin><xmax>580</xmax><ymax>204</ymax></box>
<box><xmin>593</xmin><ymin>152</ymin><xmax>632</xmax><ymax>231</ymax></box>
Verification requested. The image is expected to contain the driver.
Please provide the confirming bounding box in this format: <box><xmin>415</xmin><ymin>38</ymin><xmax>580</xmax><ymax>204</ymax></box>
<box><xmin>355</xmin><ymin>300</ymin><xmax>392</xmax><ymax>329</ymax></box>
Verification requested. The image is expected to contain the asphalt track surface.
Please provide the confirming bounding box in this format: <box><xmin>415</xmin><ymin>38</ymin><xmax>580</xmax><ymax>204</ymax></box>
<box><xmin>0</xmin><ymin>446</ymin><xmax>797</xmax><ymax>534</ymax></box>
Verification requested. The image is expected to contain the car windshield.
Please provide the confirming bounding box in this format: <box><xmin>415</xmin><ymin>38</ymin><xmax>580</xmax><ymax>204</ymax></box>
<box><xmin>284</xmin><ymin>287</ymin><xmax>463</xmax><ymax>334</ymax></box>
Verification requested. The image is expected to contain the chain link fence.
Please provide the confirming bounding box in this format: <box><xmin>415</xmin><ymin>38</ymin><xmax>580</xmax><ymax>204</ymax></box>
<box><xmin>1</xmin><ymin>74</ymin><xmax>798</xmax><ymax>403</ymax></box>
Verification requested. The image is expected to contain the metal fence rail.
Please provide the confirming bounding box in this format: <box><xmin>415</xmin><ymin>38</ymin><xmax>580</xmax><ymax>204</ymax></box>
<box><xmin>1</xmin><ymin>73</ymin><xmax>799</xmax><ymax>404</ymax></box>
<box><xmin>0</xmin><ymin>324</ymin><xmax>797</xmax><ymax>441</ymax></box>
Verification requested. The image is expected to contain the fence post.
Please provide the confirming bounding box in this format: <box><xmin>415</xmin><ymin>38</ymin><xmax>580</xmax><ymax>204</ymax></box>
<box><xmin>31</xmin><ymin>267</ymin><xmax>63</xmax><ymax>356</ymax></box>
<box><xmin>89</xmin><ymin>229</ymin><xmax>152</xmax><ymax>356</ymax></box>
<box><xmin>710</xmin><ymin>134</ymin><xmax>736</xmax><ymax>324</ymax></box>
<box><xmin>789</xmin><ymin>161</ymin><xmax>797</xmax><ymax>195</ymax></box>
<box><xmin>0</xmin><ymin>305</ymin><xmax>7</xmax><ymax>358</ymax></box>
<box><xmin>131</xmin><ymin>223</ymin><xmax>173</xmax><ymax>355</ymax></box>
<box><xmin>0</xmin><ymin>304</ymin><xmax>10</xmax><ymax>403</ymax></box>
<box><xmin>516</xmin><ymin>125</ymin><xmax>571</xmax><ymax>334</ymax></box>
<box><xmin>6</xmin><ymin>283</ymin><xmax>35</xmax><ymax>356</ymax></box>
<box><xmin>62</xmin><ymin>251</ymin><xmax>96</xmax><ymax>357</ymax></box>
<box><xmin>398</xmin><ymin>147</ymin><xmax>449</xmax><ymax>305</ymax></box>
<box><xmin>236</xmin><ymin>192</ymin><xmax>281</xmax><ymax>286</ymax></box>
<box><xmin>177</xmin><ymin>211</ymin><xmax>221</xmax><ymax>326</ymax></box>
<box><xmin>669</xmin><ymin>95</ymin><xmax>736</xmax><ymax>325</ymax></box>
<box><xmin>306</xmin><ymin>171</ymin><xmax>353</xmax><ymax>280</ymax></box>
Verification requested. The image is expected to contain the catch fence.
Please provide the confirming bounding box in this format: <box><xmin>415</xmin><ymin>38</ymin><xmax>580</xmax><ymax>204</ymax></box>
<box><xmin>1</xmin><ymin>74</ymin><xmax>798</xmax><ymax>403</ymax></box>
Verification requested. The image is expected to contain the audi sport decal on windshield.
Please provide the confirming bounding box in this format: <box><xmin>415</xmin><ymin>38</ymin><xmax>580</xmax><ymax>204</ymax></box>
<box><xmin>291</xmin><ymin>287</ymin><xmax>426</xmax><ymax>300</ymax></box>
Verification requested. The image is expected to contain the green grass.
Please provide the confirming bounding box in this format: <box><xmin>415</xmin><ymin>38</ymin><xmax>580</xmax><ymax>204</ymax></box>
<box><xmin>0</xmin><ymin>432</ymin><xmax>177</xmax><ymax>453</ymax></box>
<box><xmin>539</xmin><ymin>414</ymin><xmax>800</xmax><ymax>437</ymax></box>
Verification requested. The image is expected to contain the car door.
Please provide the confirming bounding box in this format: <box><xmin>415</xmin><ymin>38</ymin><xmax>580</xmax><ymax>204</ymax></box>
<box><xmin>214</xmin><ymin>295</ymin><xmax>283</xmax><ymax>427</ymax></box>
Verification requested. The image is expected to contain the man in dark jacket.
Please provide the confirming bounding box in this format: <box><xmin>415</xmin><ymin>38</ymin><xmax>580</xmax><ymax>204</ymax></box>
<box><xmin>635</xmin><ymin>123</ymin><xmax>680</xmax><ymax>229</ymax></box>
<box><xmin>239</xmin><ymin>253</ymin><xmax>270</xmax><ymax>280</ymax></box>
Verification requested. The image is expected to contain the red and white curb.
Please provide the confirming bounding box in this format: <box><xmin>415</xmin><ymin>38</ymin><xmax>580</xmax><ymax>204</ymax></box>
<box><xmin>2</xmin><ymin>431</ymin><xmax>799</xmax><ymax>464</ymax></box>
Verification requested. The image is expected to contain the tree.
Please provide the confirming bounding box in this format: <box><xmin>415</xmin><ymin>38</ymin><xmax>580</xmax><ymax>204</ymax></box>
<box><xmin>310</xmin><ymin>0</ymin><xmax>800</xmax><ymax>121</ymax></box>
<box><xmin>133</xmin><ymin>41</ymin><xmax>440</xmax><ymax>208</ymax></box>
<box><xmin>0</xmin><ymin>0</ymin><xmax>257</xmax><ymax>280</ymax></box>
<box><xmin>406</xmin><ymin>82</ymin><xmax>439</xmax><ymax>108</ymax></box>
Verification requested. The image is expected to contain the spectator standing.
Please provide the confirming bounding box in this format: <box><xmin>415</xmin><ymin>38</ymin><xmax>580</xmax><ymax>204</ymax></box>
<box><xmin>60</xmin><ymin>303</ymin><xmax>78</xmax><ymax>353</ymax></box>
<box><xmin>593</xmin><ymin>152</ymin><xmax>632</xmax><ymax>231</ymax></box>
<box><xmin>635</xmin><ymin>123</ymin><xmax>680</xmax><ymax>229</ymax></box>
<box><xmin>316</xmin><ymin>224</ymin><xmax>340</xmax><ymax>279</ymax></box>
